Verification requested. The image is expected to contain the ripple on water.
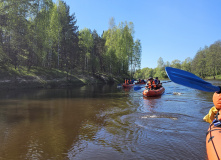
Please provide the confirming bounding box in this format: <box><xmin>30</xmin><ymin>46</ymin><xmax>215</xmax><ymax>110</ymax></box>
<box><xmin>118</xmin><ymin>112</ymin><xmax>205</xmax><ymax>159</ymax></box>
<box><xmin>120</xmin><ymin>112</ymin><xmax>199</xmax><ymax>134</ymax></box>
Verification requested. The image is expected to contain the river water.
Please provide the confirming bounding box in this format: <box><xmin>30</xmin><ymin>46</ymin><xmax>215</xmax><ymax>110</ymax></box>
<box><xmin>0</xmin><ymin>80</ymin><xmax>220</xmax><ymax>160</ymax></box>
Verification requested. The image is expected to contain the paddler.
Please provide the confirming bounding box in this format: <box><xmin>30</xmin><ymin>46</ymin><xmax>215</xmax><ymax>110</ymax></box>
<box><xmin>145</xmin><ymin>77</ymin><xmax>156</xmax><ymax>90</ymax></box>
<box><xmin>203</xmin><ymin>92</ymin><xmax>221</xmax><ymax>125</ymax></box>
<box><xmin>154</xmin><ymin>77</ymin><xmax>162</xmax><ymax>89</ymax></box>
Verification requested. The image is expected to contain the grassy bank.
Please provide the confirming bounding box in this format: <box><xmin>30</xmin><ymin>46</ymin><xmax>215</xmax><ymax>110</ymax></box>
<box><xmin>205</xmin><ymin>75</ymin><xmax>221</xmax><ymax>80</ymax></box>
<box><xmin>0</xmin><ymin>66</ymin><xmax>123</xmax><ymax>89</ymax></box>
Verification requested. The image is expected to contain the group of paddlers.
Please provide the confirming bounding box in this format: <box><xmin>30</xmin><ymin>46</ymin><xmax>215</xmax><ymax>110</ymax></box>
<box><xmin>124</xmin><ymin>77</ymin><xmax>162</xmax><ymax>90</ymax></box>
<box><xmin>145</xmin><ymin>77</ymin><xmax>162</xmax><ymax>90</ymax></box>
<box><xmin>124</xmin><ymin>79</ymin><xmax>135</xmax><ymax>84</ymax></box>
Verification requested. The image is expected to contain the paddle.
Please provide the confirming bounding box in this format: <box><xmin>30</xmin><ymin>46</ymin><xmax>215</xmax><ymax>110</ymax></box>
<box><xmin>165</xmin><ymin>67</ymin><xmax>220</xmax><ymax>92</ymax></box>
<box><xmin>134</xmin><ymin>81</ymin><xmax>171</xmax><ymax>91</ymax></box>
<box><xmin>134</xmin><ymin>86</ymin><xmax>144</xmax><ymax>91</ymax></box>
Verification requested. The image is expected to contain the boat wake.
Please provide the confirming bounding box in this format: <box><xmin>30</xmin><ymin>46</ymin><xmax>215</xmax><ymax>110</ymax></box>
<box><xmin>173</xmin><ymin>92</ymin><xmax>182</xmax><ymax>95</ymax></box>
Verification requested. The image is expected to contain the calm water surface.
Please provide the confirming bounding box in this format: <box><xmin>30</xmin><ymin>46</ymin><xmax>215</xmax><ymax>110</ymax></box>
<box><xmin>0</xmin><ymin>80</ymin><xmax>220</xmax><ymax>160</ymax></box>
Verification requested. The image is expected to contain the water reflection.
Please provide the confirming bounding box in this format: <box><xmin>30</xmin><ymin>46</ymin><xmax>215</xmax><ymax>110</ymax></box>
<box><xmin>0</xmin><ymin>81</ymin><xmax>219</xmax><ymax>159</ymax></box>
<box><xmin>142</xmin><ymin>96</ymin><xmax>162</xmax><ymax>112</ymax></box>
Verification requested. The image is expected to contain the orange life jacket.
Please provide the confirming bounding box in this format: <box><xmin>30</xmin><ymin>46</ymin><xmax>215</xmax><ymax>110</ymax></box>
<box><xmin>125</xmin><ymin>79</ymin><xmax>129</xmax><ymax>85</ymax></box>
<box><xmin>148</xmin><ymin>80</ymin><xmax>156</xmax><ymax>89</ymax></box>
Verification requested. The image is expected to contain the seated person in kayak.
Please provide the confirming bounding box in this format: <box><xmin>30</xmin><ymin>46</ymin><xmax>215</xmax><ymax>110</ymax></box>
<box><xmin>154</xmin><ymin>77</ymin><xmax>162</xmax><ymax>89</ymax></box>
<box><xmin>145</xmin><ymin>77</ymin><xmax>156</xmax><ymax>90</ymax></box>
<box><xmin>204</xmin><ymin>92</ymin><xmax>221</xmax><ymax>124</ymax></box>
<box><xmin>137</xmin><ymin>79</ymin><xmax>146</xmax><ymax>84</ymax></box>
<box><xmin>125</xmin><ymin>79</ymin><xmax>129</xmax><ymax>85</ymax></box>
<box><xmin>141</xmin><ymin>79</ymin><xmax>146</xmax><ymax>83</ymax></box>
<box><xmin>125</xmin><ymin>79</ymin><xmax>133</xmax><ymax>85</ymax></box>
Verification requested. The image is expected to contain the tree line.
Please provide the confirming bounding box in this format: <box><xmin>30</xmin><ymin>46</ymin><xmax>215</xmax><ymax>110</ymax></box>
<box><xmin>134</xmin><ymin>40</ymin><xmax>221</xmax><ymax>79</ymax></box>
<box><xmin>0</xmin><ymin>0</ymin><xmax>141</xmax><ymax>78</ymax></box>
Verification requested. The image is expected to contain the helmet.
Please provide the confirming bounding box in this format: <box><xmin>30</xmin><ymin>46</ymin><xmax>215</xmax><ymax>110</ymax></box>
<box><xmin>213</xmin><ymin>92</ymin><xmax>221</xmax><ymax>109</ymax></box>
<box><xmin>148</xmin><ymin>77</ymin><xmax>153</xmax><ymax>80</ymax></box>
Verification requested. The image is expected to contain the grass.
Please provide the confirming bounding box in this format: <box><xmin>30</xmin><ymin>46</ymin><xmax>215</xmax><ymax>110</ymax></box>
<box><xmin>0</xmin><ymin>65</ymin><xmax>86</xmax><ymax>89</ymax></box>
<box><xmin>205</xmin><ymin>75</ymin><xmax>221</xmax><ymax>80</ymax></box>
<box><xmin>0</xmin><ymin>65</ymin><xmax>123</xmax><ymax>89</ymax></box>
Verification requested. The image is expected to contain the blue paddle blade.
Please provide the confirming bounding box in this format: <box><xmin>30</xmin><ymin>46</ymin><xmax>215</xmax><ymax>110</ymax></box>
<box><xmin>134</xmin><ymin>86</ymin><xmax>143</xmax><ymax>91</ymax></box>
<box><xmin>165</xmin><ymin>67</ymin><xmax>220</xmax><ymax>92</ymax></box>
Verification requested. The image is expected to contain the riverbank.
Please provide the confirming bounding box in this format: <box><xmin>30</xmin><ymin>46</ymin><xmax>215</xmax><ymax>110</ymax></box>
<box><xmin>205</xmin><ymin>75</ymin><xmax>221</xmax><ymax>80</ymax></box>
<box><xmin>0</xmin><ymin>66</ymin><xmax>124</xmax><ymax>89</ymax></box>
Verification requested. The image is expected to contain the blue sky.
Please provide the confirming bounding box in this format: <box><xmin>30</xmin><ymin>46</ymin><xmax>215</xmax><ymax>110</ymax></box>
<box><xmin>56</xmin><ymin>0</ymin><xmax>221</xmax><ymax>69</ymax></box>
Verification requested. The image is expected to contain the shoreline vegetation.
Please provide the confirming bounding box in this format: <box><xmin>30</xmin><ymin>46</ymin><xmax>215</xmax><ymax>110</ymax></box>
<box><xmin>0</xmin><ymin>1</ymin><xmax>142</xmax><ymax>90</ymax></box>
<box><xmin>0</xmin><ymin>65</ymin><xmax>220</xmax><ymax>90</ymax></box>
<box><xmin>0</xmin><ymin>66</ymin><xmax>124</xmax><ymax>90</ymax></box>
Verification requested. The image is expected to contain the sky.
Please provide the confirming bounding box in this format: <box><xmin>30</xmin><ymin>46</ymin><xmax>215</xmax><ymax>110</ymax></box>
<box><xmin>54</xmin><ymin>0</ymin><xmax>221</xmax><ymax>69</ymax></box>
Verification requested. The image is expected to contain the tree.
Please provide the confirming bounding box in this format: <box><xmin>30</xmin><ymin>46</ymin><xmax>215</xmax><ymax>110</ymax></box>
<box><xmin>92</xmin><ymin>30</ymin><xmax>105</xmax><ymax>73</ymax></box>
<box><xmin>170</xmin><ymin>59</ymin><xmax>181</xmax><ymax>69</ymax></box>
<box><xmin>103</xmin><ymin>19</ymin><xmax>138</xmax><ymax>77</ymax></box>
<box><xmin>206</xmin><ymin>41</ymin><xmax>221</xmax><ymax>76</ymax></box>
<box><xmin>57</xmin><ymin>1</ymin><xmax>79</xmax><ymax>77</ymax></box>
<box><xmin>154</xmin><ymin>57</ymin><xmax>167</xmax><ymax>78</ymax></box>
<box><xmin>0</xmin><ymin>0</ymin><xmax>32</xmax><ymax>69</ymax></box>
<box><xmin>133</xmin><ymin>39</ymin><xmax>142</xmax><ymax>72</ymax></box>
<box><xmin>78</xmin><ymin>28</ymin><xmax>93</xmax><ymax>71</ymax></box>
<box><xmin>181</xmin><ymin>57</ymin><xmax>192</xmax><ymax>72</ymax></box>
<box><xmin>191</xmin><ymin>48</ymin><xmax>206</xmax><ymax>77</ymax></box>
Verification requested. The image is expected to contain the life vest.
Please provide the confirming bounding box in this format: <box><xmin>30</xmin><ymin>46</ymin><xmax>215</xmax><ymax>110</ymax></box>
<box><xmin>148</xmin><ymin>80</ymin><xmax>156</xmax><ymax>89</ymax></box>
<box><xmin>203</xmin><ymin>106</ymin><xmax>221</xmax><ymax>124</ymax></box>
<box><xmin>125</xmin><ymin>79</ymin><xmax>129</xmax><ymax>85</ymax></box>
<box><xmin>212</xmin><ymin>110</ymin><xmax>221</xmax><ymax>127</ymax></box>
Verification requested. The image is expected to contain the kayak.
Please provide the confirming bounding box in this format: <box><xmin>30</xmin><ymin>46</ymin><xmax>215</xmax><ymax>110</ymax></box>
<box><xmin>143</xmin><ymin>87</ymin><xmax>165</xmax><ymax>97</ymax></box>
<box><xmin>122</xmin><ymin>83</ymin><xmax>134</xmax><ymax>88</ymax></box>
<box><xmin>206</xmin><ymin>123</ymin><xmax>221</xmax><ymax>160</ymax></box>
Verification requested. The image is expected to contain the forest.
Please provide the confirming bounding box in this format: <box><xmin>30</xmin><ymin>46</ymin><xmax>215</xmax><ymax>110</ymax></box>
<box><xmin>134</xmin><ymin>40</ymin><xmax>221</xmax><ymax>79</ymax></box>
<box><xmin>0</xmin><ymin>0</ymin><xmax>141</xmax><ymax>80</ymax></box>
<box><xmin>1</xmin><ymin>0</ymin><xmax>220</xmax><ymax>84</ymax></box>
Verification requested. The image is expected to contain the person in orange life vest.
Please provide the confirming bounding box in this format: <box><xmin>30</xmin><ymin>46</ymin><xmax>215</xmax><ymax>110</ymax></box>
<box><xmin>204</xmin><ymin>92</ymin><xmax>221</xmax><ymax>123</ymax></box>
<box><xmin>124</xmin><ymin>79</ymin><xmax>127</xmax><ymax>84</ymax></box>
<box><xmin>145</xmin><ymin>77</ymin><xmax>156</xmax><ymax>90</ymax></box>
<box><xmin>125</xmin><ymin>79</ymin><xmax>129</xmax><ymax>85</ymax></box>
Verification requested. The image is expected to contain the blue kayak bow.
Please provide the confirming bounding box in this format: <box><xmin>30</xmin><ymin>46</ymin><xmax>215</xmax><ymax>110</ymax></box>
<box><xmin>165</xmin><ymin>67</ymin><xmax>220</xmax><ymax>92</ymax></box>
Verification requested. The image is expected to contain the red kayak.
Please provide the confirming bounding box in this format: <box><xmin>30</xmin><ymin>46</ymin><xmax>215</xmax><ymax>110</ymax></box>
<box><xmin>122</xmin><ymin>83</ymin><xmax>134</xmax><ymax>88</ymax></box>
<box><xmin>143</xmin><ymin>87</ymin><xmax>165</xmax><ymax>97</ymax></box>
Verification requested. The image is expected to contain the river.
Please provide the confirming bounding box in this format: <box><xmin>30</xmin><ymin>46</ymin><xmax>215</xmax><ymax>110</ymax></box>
<box><xmin>0</xmin><ymin>80</ymin><xmax>220</xmax><ymax>160</ymax></box>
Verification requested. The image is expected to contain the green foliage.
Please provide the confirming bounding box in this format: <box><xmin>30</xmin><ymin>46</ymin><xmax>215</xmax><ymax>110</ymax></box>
<box><xmin>103</xmin><ymin>18</ymin><xmax>141</xmax><ymax>77</ymax></box>
<box><xmin>134</xmin><ymin>67</ymin><xmax>155</xmax><ymax>79</ymax></box>
<box><xmin>78</xmin><ymin>28</ymin><xmax>93</xmax><ymax>71</ymax></box>
<box><xmin>181</xmin><ymin>57</ymin><xmax>192</xmax><ymax>72</ymax></box>
<box><xmin>170</xmin><ymin>59</ymin><xmax>181</xmax><ymax>69</ymax></box>
<box><xmin>135</xmin><ymin>40</ymin><xmax>221</xmax><ymax>79</ymax></box>
<box><xmin>0</xmin><ymin>1</ymin><xmax>141</xmax><ymax>80</ymax></box>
